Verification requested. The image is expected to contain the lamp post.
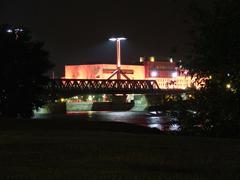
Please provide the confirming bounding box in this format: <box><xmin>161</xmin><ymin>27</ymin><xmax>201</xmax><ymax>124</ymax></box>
<box><xmin>108</xmin><ymin>37</ymin><xmax>129</xmax><ymax>80</ymax></box>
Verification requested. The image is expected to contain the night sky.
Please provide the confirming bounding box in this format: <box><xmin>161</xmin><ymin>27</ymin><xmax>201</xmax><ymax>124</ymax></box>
<box><xmin>0</xmin><ymin>0</ymin><xmax>208</xmax><ymax>76</ymax></box>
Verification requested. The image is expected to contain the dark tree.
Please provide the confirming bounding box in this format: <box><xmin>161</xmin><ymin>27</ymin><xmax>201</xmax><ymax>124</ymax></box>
<box><xmin>0</xmin><ymin>25</ymin><xmax>54</xmax><ymax>118</ymax></box>
<box><xmin>185</xmin><ymin>0</ymin><xmax>240</xmax><ymax>136</ymax></box>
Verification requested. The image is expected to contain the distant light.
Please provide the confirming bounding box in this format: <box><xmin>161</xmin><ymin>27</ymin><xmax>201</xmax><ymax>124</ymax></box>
<box><xmin>60</xmin><ymin>98</ymin><xmax>65</xmax><ymax>103</ymax></box>
<box><xmin>6</xmin><ymin>29</ymin><xmax>13</xmax><ymax>33</ymax></box>
<box><xmin>150</xmin><ymin>56</ymin><xmax>155</xmax><ymax>62</ymax></box>
<box><xmin>15</xmin><ymin>28</ymin><xmax>23</xmax><ymax>32</ymax></box>
<box><xmin>170</xmin><ymin>58</ymin><xmax>173</xmax><ymax>63</ymax></box>
<box><xmin>226</xmin><ymin>84</ymin><xmax>231</xmax><ymax>89</ymax></box>
<box><xmin>151</xmin><ymin>71</ymin><xmax>158</xmax><ymax>77</ymax></box>
<box><xmin>172</xmin><ymin>71</ymin><xmax>178</xmax><ymax>78</ymax></box>
<box><xmin>227</xmin><ymin>73</ymin><xmax>230</xmax><ymax>77</ymax></box>
<box><xmin>169</xmin><ymin>124</ymin><xmax>181</xmax><ymax>131</ymax></box>
<box><xmin>148</xmin><ymin>124</ymin><xmax>160</xmax><ymax>129</ymax></box>
<box><xmin>139</xmin><ymin>57</ymin><xmax>144</xmax><ymax>63</ymax></box>
<box><xmin>209</xmin><ymin>75</ymin><xmax>212</xmax><ymax>79</ymax></box>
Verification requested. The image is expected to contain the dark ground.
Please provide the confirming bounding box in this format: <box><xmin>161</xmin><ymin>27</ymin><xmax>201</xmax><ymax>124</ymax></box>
<box><xmin>0</xmin><ymin>119</ymin><xmax>239</xmax><ymax>180</ymax></box>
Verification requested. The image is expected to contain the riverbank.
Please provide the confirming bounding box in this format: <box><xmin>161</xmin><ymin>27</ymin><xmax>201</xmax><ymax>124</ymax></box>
<box><xmin>0</xmin><ymin>119</ymin><xmax>239</xmax><ymax>180</ymax></box>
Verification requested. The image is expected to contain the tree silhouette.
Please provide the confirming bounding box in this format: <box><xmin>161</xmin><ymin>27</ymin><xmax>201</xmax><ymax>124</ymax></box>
<box><xmin>0</xmin><ymin>25</ymin><xmax>54</xmax><ymax>118</ymax></box>
<box><xmin>185</xmin><ymin>0</ymin><xmax>240</xmax><ymax>136</ymax></box>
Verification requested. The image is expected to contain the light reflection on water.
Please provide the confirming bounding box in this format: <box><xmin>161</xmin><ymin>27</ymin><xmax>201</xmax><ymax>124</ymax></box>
<box><xmin>35</xmin><ymin>111</ymin><xmax>181</xmax><ymax>132</ymax></box>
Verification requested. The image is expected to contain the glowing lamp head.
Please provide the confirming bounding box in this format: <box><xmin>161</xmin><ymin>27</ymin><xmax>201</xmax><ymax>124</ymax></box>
<box><xmin>109</xmin><ymin>38</ymin><xmax>117</xmax><ymax>41</ymax></box>
<box><xmin>117</xmin><ymin>37</ymin><xmax>127</xmax><ymax>41</ymax></box>
<box><xmin>172</xmin><ymin>71</ymin><xmax>178</xmax><ymax>78</ymax></box>
<box><xmin>109</xmin><ymin>37</ymin><xmax>127</xmax><ymax>41</ymax></box>
<box><xmin>151</xmin><ymin>71</ymin><xmax>158</xmax><ymax>77</ymax></box>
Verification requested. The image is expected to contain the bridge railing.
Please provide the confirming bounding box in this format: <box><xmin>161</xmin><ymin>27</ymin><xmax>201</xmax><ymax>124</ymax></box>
<box><xmin>48</xmin><ymin>79</ymin><xmax>160</xmax><ymax>94</ymax></box>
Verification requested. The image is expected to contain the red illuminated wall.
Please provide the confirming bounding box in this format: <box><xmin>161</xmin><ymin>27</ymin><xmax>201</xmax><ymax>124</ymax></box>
<box><xmin>65</xmin><ymin>64</ymin><xmax>145</xmax><ymax>79</ymax></box>
<box><xmin>64</xmin><ymin>63</ymin><xmax>192</xmax><ymax>89</ymax></box>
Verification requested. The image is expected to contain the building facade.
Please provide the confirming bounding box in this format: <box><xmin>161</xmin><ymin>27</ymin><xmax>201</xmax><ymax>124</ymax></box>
<box><xmin>64</xmin><ymin>60</ymin><xmax>192</xmax><ymax>89</ymax></box>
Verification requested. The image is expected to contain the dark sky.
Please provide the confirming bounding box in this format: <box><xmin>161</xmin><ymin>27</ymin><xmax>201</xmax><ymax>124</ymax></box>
<box><xmin>0</xmin><ymin>0</ymin><xmax>207</xmax><ymax>76</ymax></box>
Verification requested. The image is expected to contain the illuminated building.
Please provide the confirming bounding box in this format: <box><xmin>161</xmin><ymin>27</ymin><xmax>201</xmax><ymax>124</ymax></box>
<box><xmin>64</xmin><ymin>58</ymin><xmax>192</xmax><ymax>89</ymax></box>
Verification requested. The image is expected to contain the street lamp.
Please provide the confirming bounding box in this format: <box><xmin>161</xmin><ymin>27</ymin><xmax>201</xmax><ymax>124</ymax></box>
<box><xmin>108</xmin><ymin>37</ymin><xmax>129</xmax><ymax>80</ymax></box>
<box><xmin>6</xmin><ymin>28</ymin><xmax>23</xmax><ymax>39</ymax></box>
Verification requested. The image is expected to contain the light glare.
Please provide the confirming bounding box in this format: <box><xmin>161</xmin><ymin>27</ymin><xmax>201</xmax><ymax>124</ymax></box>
<box><xmin>109</xmin><ymin>37</ymin><xmax>126</xmax><ymax>41</ymax></box>
<box><xmin>151</xmin><ymin>71</ymin><xmax>158</xmax><ymax>77</ymax></box>
<box><xmin>109</xmin><ymin>38</ymin><xmax>117</xmax><ymax>41</ymax></box>
<box><xmin>172</xmin><ymin>72</ymin><xmax>178</xmax><ymax>78</ymax></box>
<box><xmin>226</xmin><ymin>84</ymin><xmax>231</xmax><ymax>89</ymax></box>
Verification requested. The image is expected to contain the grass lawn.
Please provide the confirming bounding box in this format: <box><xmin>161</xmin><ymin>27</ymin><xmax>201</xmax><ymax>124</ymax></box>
<box><xmin>0</xmin><ymin>119</ymin><xmax>239</xmax><ymax>180</ymax></box>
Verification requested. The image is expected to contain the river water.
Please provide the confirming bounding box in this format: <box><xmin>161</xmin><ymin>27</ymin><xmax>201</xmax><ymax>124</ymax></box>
<box><xmin>34</xmin><ymin>111</ymin><xmax>181</xmax><ymax>132</ymax></box>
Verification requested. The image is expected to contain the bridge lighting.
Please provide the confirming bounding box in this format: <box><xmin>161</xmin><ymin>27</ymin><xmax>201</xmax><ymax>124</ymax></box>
<box><xmin>73</xmin><ymin>96</ymin><xmax>78</xmax><ymax>99</ymax></box>
<box><xmin>172</xmin><ymin>71</ymin><xmax>178</xmax><ymax>78</ymax></box>
<box><xmin>88</xmin><ymin>95</ymin><xmax>93</xmax><ymax>101</ymax></box>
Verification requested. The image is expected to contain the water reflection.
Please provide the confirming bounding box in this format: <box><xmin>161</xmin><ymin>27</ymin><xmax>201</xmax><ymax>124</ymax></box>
<box><xmin>41</xmin><ymin>111</ymin><xmax>181</xmax><ymax>132</ymax></box>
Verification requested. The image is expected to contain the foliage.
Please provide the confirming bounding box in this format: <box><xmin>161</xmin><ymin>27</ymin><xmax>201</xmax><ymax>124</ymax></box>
<box><xmin>0</xmin><ymin>24</ymin><xmax>54</xmax><ymax>117</ymax></box>
<box><xmin>184</xmin><ymin>0</ymin><xmax>240</xmax><ymax>136</ymax></box>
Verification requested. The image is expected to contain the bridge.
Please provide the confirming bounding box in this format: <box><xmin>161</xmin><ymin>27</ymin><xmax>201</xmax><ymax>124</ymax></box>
<box><xmin>48</xmin><ymin>79</ymin><xmax>187</xmax><ymax>98</ymax></box>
